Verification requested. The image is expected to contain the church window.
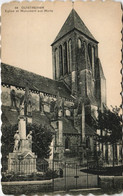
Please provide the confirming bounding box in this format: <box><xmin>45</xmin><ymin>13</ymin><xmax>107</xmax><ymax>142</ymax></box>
<box><xmin>59</xmin><ymin>45</ymin><xmax>63</xmax><ymax>76</ymax></box>
<box><xmin>65</xmin><ymin>137</ymin><xmax>70</xmax><ymax>149</ymax></box>
<box><xmin>82</xmin><ymin>42</ymin><xmax>85</xmax><ymax>56</ymax></box>
<box><xmin>77</xmin><ymin>39</ymin><xmax>85</xmax><ymax>71</ymax></box>
<box><xmin>88</xmin><ymin>44</ymin><xmax>92</xmax><ymax>67</ymax></box>
<box><xmin>78</xmin><ymin>38</ymin><xmax>82</xmax><ymax>49</ymax></box>
<box><xmin>55</xmin><ymin>48</ymin><xmax>59</xmax><ymax>79</ymax></box>
<box><xmin>68</xmin><ymin>39</ymin><xmax>72</xmax><ymax>73</ymax></box>
<box><xmin>63</xmin><ymin>42</ymin><xmax>68</xmax><ymax>75</ymax></box>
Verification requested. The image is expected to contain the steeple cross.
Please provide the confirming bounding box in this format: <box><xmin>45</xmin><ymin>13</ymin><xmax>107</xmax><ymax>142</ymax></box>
<box><xmin>72</xmin><ymin>0</ymin><xmax>74</xmax><ymax>9</ymax></box>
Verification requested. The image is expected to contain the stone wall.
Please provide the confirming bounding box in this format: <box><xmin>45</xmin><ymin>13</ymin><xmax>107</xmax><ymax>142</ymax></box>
<box><xmin>2</xmin><ymin>180</ymin><xmax>52</xmax><ymax>194</ymax></box>
<box><xmin>1</xmin><ymin>85</ymin><xmax>73</xmax><ymax>115</ymax></box>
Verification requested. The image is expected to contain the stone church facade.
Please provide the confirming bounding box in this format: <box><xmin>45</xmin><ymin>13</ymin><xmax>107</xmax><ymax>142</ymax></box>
<box><xmin>2</xmin><ymin>9</ymin><xmax>116</xmax><ymax>164</ymax></box>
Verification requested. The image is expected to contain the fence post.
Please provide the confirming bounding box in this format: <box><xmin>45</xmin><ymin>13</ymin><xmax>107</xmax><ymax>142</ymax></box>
<box><xmin>65</xmin><ymin>162</ymin><xmax>66</xmax><ymax>191</ymax></box>
<box><xmin>76</xmin><ymin>164</ymin><xmax>77</xmax><ymax>189</ymax></box>
<box><xmin>97</xmin><ymin>174</ymin><xmax>100</xmax><ymax>188</ymax></box>
<box><xmin>87</xmin><ymin>160</ymin><xmax>88</xmax><ymax>188</ymax></box>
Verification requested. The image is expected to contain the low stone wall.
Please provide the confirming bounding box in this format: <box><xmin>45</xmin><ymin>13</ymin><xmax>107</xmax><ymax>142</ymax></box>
<box><xmin>2</xmin><ymin>176</ymin><xmax>123</xmax><ymax>194</ymax></box>
<box><xmin>99</xmin><ymin>176</ymin><xmax>123</xmax><ymax>193</ymax></box>
<box><xmin>2</xmin><ymin>180</ymin><xmax>52</xmax><ymax>195</ymax></box>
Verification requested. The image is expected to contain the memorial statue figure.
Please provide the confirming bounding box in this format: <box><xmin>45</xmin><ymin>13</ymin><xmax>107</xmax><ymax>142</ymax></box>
<box><xmin>13</xmin><ymin>130</ymin><xmax>20</xmax><ymax>152</ymax></box>
<box><xmin>26</xmin><ymin>131</ymin><xmax>33</xmax><ymax>150</ymax></box>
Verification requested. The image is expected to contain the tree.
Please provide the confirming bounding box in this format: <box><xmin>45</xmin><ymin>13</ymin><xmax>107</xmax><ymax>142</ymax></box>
<box><xmin>26</xmin><ymin>123</ymin><xmax>53</xmax><ymax>159</ymax></box>
<box><xmin>2</xmin><ymin>124</ymin><xmax>17</xmax><ymax>161</ymax></box>
<box><xmin>2</xmin><ymin>123</ymin><xmax>53</xmax><ymax>162</ymax></box>
<box><xmin>95</xmin><ymin>106</ymin><xmax>122</xmax><ymax>166</ymax></box>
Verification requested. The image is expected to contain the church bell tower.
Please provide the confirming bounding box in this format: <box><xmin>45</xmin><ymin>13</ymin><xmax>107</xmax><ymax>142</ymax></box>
<box><xmin>51</xmin><ymin>9</ymin><xmax>106</xmax><ymax>110</ymax></box>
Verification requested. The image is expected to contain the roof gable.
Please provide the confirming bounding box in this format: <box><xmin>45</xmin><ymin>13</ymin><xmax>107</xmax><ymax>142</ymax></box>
<box><xmin>52</xmin><ymin>9</ymin><xmax>97</xmax><ymax>45</ymax></box>
<box><xmin>63</xmin><ymin>117</ymin><xmax>79</xmax><ymax>134</ymax></box>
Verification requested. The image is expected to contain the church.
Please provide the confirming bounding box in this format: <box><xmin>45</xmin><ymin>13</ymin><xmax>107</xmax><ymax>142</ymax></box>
<box><xmin>1</xmin><ymin>9</ymin><xmax>107</xmax><ymax>163</ymax></box>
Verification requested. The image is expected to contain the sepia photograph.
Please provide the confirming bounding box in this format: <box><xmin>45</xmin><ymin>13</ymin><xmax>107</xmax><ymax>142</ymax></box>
<box><xmin>1</xmin><ymin>1</ymin><xmax>122</xmax><ymax>195</ymax></box>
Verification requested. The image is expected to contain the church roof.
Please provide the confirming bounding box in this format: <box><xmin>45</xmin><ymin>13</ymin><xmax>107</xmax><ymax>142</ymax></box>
<box><xmin>52</xmin><ymin>9</ymin><xmax>97</xmax><ymax>45</ymax></box>
<box><xmin>62</xmin><ymin>117</ymin><xmax>80</xmax><ymax>135</ymax></box>
<box><xmin>1</xmin><ymin>63</ymin><xmax>74</xmax><ymax>101</ymax></box>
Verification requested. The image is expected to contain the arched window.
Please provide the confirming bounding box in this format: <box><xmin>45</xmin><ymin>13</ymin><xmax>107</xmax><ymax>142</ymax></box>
<box><xmin>77</xmin><ymin>38</ymin><xmax>85</xmax><ymax>71</ymax></box>
<box><xmin>82</xmin><ymin>41</ymin><xmax>85</xmax><ymax>56</ymax></box>
<box><xmin>78</xmin><ymin>38</ymin><xmax>82</xmax><ymax>49</ymax></box>
<box><xmin>55</xmin><ymin>48</ymin><xmax>59</xmax><ymax>79</ymax></box>
<box><xmin>59</xmin><ymin>45</ymin><xmax>63</xmax><ymax>76</ymax></box>
<box><xmin>88</xmin><ymin>44</ymin><xmax>92</xmax><ymax>67</ymax></box>
<box><xmin>68</xmin><ymin>39</ymin><xmax>72</xmax><ymax>73</ymax></box>
<box><xmin>65</xmin><ymin>137</ymin><xmax>70</xmax><ymax>149</ymax></box>
<box><xmin>63</xmin><ymin>42</ymin><xmax>68</xmax><ymax>75</ymax></box>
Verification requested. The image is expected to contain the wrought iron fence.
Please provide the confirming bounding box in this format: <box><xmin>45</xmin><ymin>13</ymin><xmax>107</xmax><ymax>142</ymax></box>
<box><xmin>52</xmin><ymin>160</ymin><xmax>99</xmax><ymax>191</ymax></box>
<box><xmin>2</xmin><ymin>159</ymin><xmax>99</xmax><ymax>191</ymax></box>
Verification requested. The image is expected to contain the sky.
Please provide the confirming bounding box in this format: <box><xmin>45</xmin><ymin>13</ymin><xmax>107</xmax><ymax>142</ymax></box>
<box><xmin>1</xmin><ymin>1</ymin><xmax>122</xmax><ymax>108</ymax></box>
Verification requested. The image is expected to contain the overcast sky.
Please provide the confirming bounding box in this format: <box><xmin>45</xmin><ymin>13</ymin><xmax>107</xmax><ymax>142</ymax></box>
<box><xmin>1</xmin><ymin>1</ymin><xmax>122</xmax><ymax>108</ymax></box>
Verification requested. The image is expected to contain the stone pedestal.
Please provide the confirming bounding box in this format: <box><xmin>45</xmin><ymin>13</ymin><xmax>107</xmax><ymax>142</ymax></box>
<box><xmin>7</xmin><ymin>151</ymin><xmax>37</xmax><ymax>174</ymax></box>
<box><xmin>18</xmin><ymin>116</ymin><xmax>26</xmax><ymax>139</ymax></box>
<box><xmin>7</xmin><ymin>113</ymin><xmax>37</xmax><ymax>175</ymax></box>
